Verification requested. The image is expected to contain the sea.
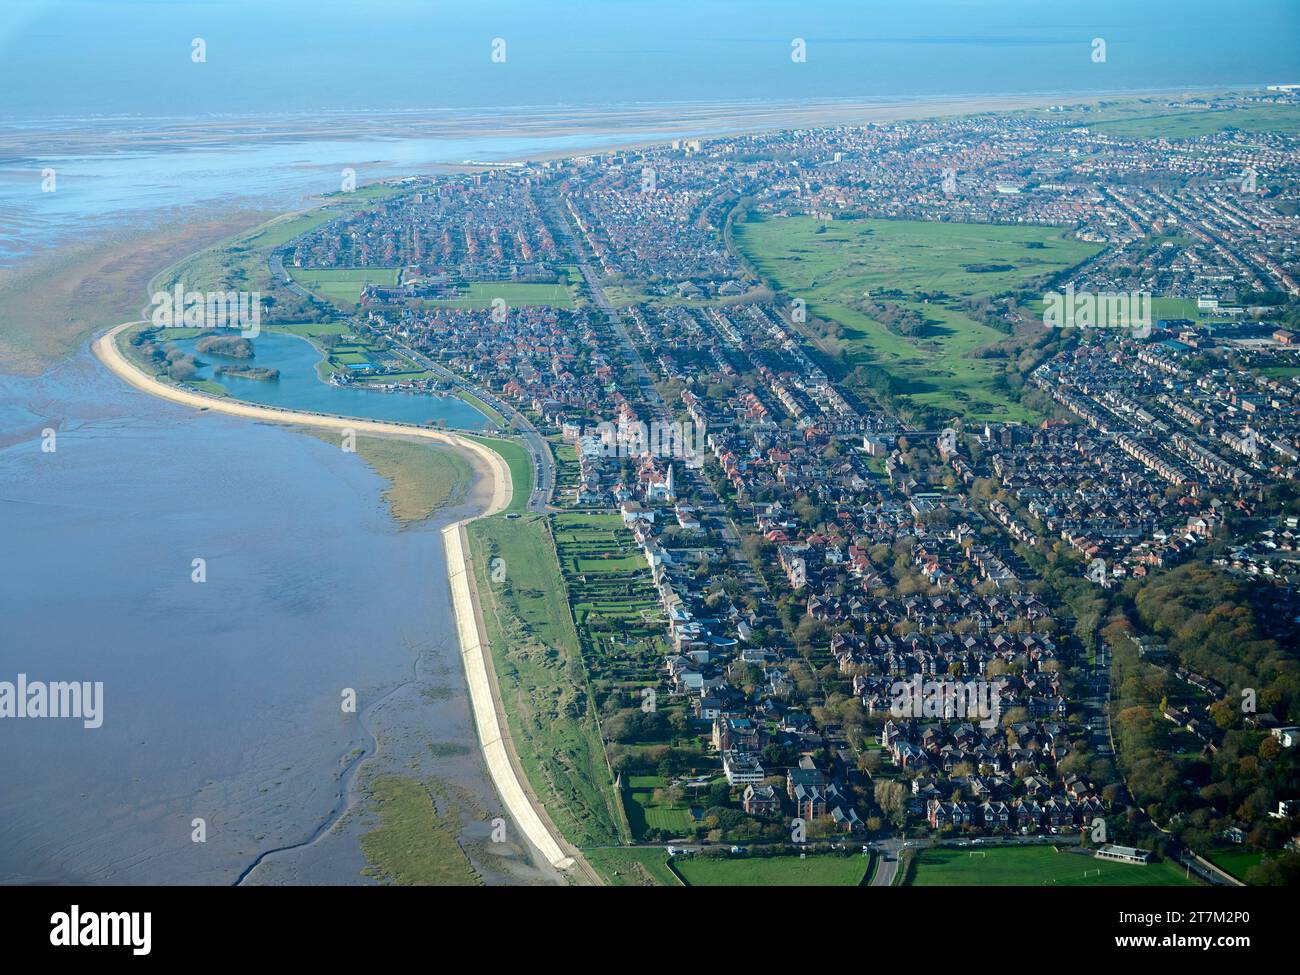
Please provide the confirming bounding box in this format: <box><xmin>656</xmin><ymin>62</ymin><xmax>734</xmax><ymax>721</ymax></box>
<box><xmin>1</xmin><ymin>0</ymin><xmax>1297</xmax><ymax>884</ymax></box>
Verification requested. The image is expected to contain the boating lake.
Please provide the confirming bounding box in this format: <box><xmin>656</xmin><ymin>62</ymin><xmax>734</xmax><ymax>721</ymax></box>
<box><xmin>167</xmin><ymin>332</ymin><xmax>489</xmax><ymax>430</ymax></box>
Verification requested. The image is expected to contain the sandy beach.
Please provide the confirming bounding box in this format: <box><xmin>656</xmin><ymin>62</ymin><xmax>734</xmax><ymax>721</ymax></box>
<box><xmin>92</xmin><ymin>320</ymin><xmax>585</xmax><ymax>880</ymax></box>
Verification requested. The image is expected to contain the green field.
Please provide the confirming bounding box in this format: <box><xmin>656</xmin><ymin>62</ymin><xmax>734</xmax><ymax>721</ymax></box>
<box><xmin>466</xmin><ymin>514</ymin><xmax>624</xmax><ymax>848</ymax></box>
<box><xmin>1261</xmin><ymin>365</ymin><xmax>1300</xmax><ymax>379</ymax></box>
<box><xmin>288</xmin><ymin>266</ymin><xmax>400</xmax><ymax>305</ymax></box>
<box><xmin>1205</xmin><ymin>847</ymin><xmax>1264</xmax><ymax>882</ymax></box>
<box><xmin>673</xmin><ymin>853</ymin><xmax>872</xmax><ymax>886</ymax></box>
<box><xmin>1150</xmin><ymin>297</ymin><xmax>1202</xmax><ymax>322</ymax></box>
<box><xmin>323</xmin><ymin>182</ymin><xmax>413</xmax><ymax>205</ymax></box>
<box><xmin>905</xmin><ymin>845</ymin><xmax>1200</xmax><ymax>886</ymax></box>
<box><xmin>425</xmin><ymin>279</ymin><xmax>577</xmax><ymax>310</ymax></box>
<box><xmin>739</xmin><ymin>216</ymin><xmax>1097</xmax><ymax>296</ymax></box>
<box><xmin>1019</xmin><ymin>99</ymin><xmax>1300</xmax><ymax>141</ymax></box>
<box><xmin>152</xmin><ymin>209</ymin><xmax>338</xmax><ymax>297</ymax></box>
<box><xmin>552</xmin><ymin>441</ymin><xmax>580</xmax><ymax>494</ymax></box>
<box><xmin>736</xmin><ymin>216</ymin><xmax>1100</xmax><ymax>422</ymax></box>
<box><xmin>269</xmin><ymin>321</ymin><xmax>353</xmax><ymax>338</ymax></box>
<box><xmin>465</xmin><ymin>506</ymin><xmax>668</xmax><ymax>855</ymax></box>
<box><xmin>1030</xmin><ymin>295</ymin><xmax>1203</xmax><ymax>328</ymax></box>
<box><xmin>149</xmin><ymin>201</ymin><xmax>397</xmax><ymax>323</ymax></box>
<box><xmin>1087</xmin><ymin>104</ymin><xmax>1300</xmax><ymax>140</ymax></box>
<box><xmin>622</xmin><ymin>775</ymin><xmax>695</xmax><ymax>838</ymax></box>
<box><xmin>132</xmin><ymin>187</ymin><xmax>422</xmax><ymax>346</ymax></box>
<box><xmin>247</xmin><ymin>210</ymin><xmax>340</xmax><ymax>252</ymax></box>
<box><xmin>288</xmin><ymin>331</ymin><xmax>431</xmax><ymax>384</ymax></box>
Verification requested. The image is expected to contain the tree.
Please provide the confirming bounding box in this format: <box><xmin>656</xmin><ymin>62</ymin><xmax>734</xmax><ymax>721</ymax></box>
<box><xmin>1246</xmin><ymin>852</ymin><xmax>1300</xmax><ymax>886</ymax></box>
<box><xmin>1209</xmin><ymin>698</ymin><xmax>1238</xmax><ymax>731</ymax></box>
<box><xmin>873</xmin><ymin>780</ymin><xmax>909</xmax><ymax>825</ymax></box>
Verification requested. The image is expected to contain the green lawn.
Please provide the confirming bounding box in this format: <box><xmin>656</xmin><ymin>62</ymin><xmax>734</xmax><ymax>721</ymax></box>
<box><xmin>622</xmin><ymin>775</ymin><xmax>695</xmax><ymax>839</ymax></box>
<box><xmin>673</xmin><ymin>853</ymin><xmax>872</xmax><ymax>886</ymax></box>
<box><xmin>466</xmin><ymin>514</ymin><xmax>624</xmax><ymax>848</ymax></box>
<box><xmin>288</xmin><ymin>266</ymin><xmax>400</xmax><ymax>305</ymax></box>
<box><xmin>188</xmin><ymin>378</ymin><xmax>228</xmax><ymax>397</ymax></box>
<box><xmin>1205</xmin><ymin>847</ymin><xmax>1264</xmax><ymax>882</ymax></box>
<box><xmin>453</xmin><ymin>389</ymin><xmax>510</xmax><ymax>429</ymax></box>
<box><xmin>736</xmin><ymin>215</ymin><xmax>1099</xmax><ymax>422</ymax></box>
<box><xmin>906</xmin><ymin>845</ymin><xmax>1200</xmax><ymax>886</ymax></box>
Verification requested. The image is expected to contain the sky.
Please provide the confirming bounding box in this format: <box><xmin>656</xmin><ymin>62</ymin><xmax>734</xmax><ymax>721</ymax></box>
<box><xmin>1</xmin><ymin>0</ymin><xmax>1298</xmax><ymax>120</ymax></box>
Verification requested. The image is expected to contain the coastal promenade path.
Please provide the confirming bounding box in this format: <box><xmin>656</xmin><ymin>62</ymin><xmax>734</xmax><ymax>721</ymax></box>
<box><xmin>93</xmin><ymin>321</ymin><xmax>589</xmax><ymax>882</ymax></box>
<box><xmin>442</xmin><ymin>523</ymin><xmax>592</xmax><ymax>878</ymax></box>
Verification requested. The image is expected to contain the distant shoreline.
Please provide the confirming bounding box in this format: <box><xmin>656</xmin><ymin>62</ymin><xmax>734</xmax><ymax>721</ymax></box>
<box><xmin>0</xmin><ymin>85</ymin><xmax>1257</xmax><ymax>162</ymax></box>
<box><xmin>1</xmin><ymin>85</ymin><xmax>1272</xmax><ymax>375</ymax></box>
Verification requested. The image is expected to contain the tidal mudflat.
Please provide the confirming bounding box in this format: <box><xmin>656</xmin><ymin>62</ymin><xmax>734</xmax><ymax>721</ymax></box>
<box><xmin>0</xmin><ymin>349</ymin><xmax>549</xmax><ymax>884</ymax></box>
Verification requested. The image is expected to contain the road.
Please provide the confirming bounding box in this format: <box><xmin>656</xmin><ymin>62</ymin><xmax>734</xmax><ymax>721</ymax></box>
<box><xmin>393</xmin><ymin>341</ymin><xmax>555</xmax><ymax>512</ymax></box>
<box><xmin>576</xmin><ymin>260</ymin><xmax>669</xmax><ymax>417</ymax></box>
<box><xmin>869</xmin><ymin>838</ymin><xmax>905</xmax><ymax>886</ymax></box>
<box><xmin>268</xmin><ymin>252</ymin><xmax>313</xmax><ymax>299</ymax></box>
<box><xmin>543</xmin><ymin>193</ymin><xmax>668</xmax><ymax>415</ymax></box>
<box><xmin>1084</xmin><ymin>642</ymin><xmax>1114</xmax><ymax>758</ymax></box>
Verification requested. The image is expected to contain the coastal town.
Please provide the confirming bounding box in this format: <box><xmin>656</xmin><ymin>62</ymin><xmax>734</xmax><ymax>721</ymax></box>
<box><xmin>158</xmin><ymin>90</ymin><xmax>1300</xmax><ymax>887</ymax></box>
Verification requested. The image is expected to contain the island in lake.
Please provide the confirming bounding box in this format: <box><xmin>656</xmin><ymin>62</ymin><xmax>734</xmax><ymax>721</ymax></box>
<box><xmin>197</xmin><ymin>334</ymin><xmax>254</xmax><ymax>358</ymax></box>
<box><xmin>213</xmin><ymin>364</ymin><xmax>279</xmax><ymax>381</ymax></box>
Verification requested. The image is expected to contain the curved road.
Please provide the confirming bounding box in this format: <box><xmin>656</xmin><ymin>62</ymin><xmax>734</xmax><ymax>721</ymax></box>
<box><xmin>392</xmin><ymin>340</ymin><xmax>554</xmax><ymax>512</ymax></box>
